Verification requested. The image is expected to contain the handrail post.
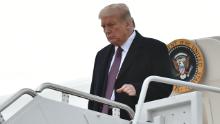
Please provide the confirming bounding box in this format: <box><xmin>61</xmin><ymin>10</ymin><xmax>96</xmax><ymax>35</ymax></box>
<box><xmin>62</xmin><ymin>92</ymin><xmax>70</xmax><ymax>103</ymax></box>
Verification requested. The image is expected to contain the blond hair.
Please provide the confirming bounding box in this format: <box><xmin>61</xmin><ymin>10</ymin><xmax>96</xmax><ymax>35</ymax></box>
<box><xmin>99</xmin><ymin>3</ymin><xmax>132</xmax><ymax>22</ymax></box>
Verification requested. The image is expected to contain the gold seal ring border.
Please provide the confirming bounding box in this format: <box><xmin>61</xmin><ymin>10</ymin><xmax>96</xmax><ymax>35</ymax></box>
<box><xmin>167</xmin><ymin>39</ymin><xmax>205</xmax><ymax>93</ymax></box>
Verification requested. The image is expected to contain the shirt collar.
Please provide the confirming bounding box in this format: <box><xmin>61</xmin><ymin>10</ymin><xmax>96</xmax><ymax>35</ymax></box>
<box><xmin>116</xmin><ymin>31</ymin><xmax>136</xmax><ymax>53</ymax></box>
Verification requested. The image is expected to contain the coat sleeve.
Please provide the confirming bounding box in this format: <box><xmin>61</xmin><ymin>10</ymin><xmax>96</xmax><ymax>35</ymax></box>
<box><xmin>88</xmin><ymin>53</ymin><xmax>99</xmax><ymax>110</ymax></box>
<box><xmin>145</xmin><ymin>42</ymin><xmax>173</xmax><ymax>102</ymax></box>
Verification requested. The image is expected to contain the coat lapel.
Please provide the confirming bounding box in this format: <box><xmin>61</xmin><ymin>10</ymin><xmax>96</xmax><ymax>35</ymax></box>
<box><xmin>117</xmin><ymin>31</ymin><xmax>142</xmax><ymax>81</ymax></box>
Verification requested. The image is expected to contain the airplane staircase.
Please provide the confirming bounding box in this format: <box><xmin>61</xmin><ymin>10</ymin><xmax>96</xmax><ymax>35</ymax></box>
<box><xmin>1</xmin><ymin>76</ymin><xmax>220</xmax><ymax>124</ymax></box>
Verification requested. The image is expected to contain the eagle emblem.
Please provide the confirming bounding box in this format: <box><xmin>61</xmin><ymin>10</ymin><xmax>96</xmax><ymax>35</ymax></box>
<box><xmin>173</xmin><ymin>52</ymin><xmax>193</xmax><ymax>80</ymax></box>
<box><xmin>167</xmin><ymin>39</ymin><xmax>205</xmax><ymax>93</ymax></box>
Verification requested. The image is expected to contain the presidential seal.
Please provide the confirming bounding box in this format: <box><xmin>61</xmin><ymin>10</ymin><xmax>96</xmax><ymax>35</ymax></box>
<box><xmin>167</xmin><ymin>39</ymin><xmax>205</xmax><ymax>93</ymax></box>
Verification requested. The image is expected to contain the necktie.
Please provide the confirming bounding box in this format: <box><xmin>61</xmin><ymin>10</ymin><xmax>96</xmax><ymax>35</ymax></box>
<box><xmin>102</xmin><ymin>47</ymin><xmax>123</xmax><ymax>114</ymax></box>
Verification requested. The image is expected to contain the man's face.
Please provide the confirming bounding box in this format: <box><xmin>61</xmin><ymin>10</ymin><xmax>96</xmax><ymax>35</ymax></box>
<box><xmin>101</xmin><ymin>15</ymin><xmax>130</xmax><ymax>46</ymax></box>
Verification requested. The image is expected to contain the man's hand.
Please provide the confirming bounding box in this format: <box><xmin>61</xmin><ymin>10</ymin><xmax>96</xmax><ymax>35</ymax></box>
<box><xmin>116</xmin><ymin>84</ymin><xmax>136</xmax><ymax>96</ymax></box>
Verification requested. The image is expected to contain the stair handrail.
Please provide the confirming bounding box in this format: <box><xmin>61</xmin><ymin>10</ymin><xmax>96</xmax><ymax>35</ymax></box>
<box><xmin>36</xmin><ymin>82</ymin><xmax>135</xmax><ymax>119</ymax></box>
<box><xmin>133</xmin><ymin>76</ymin><xmax>220</xmax><ymax>124</ymax></box>
<box><xmin>0</xmin><ymin>88</ymin><xmax>37</xmax><ymax>112</ymax></box>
